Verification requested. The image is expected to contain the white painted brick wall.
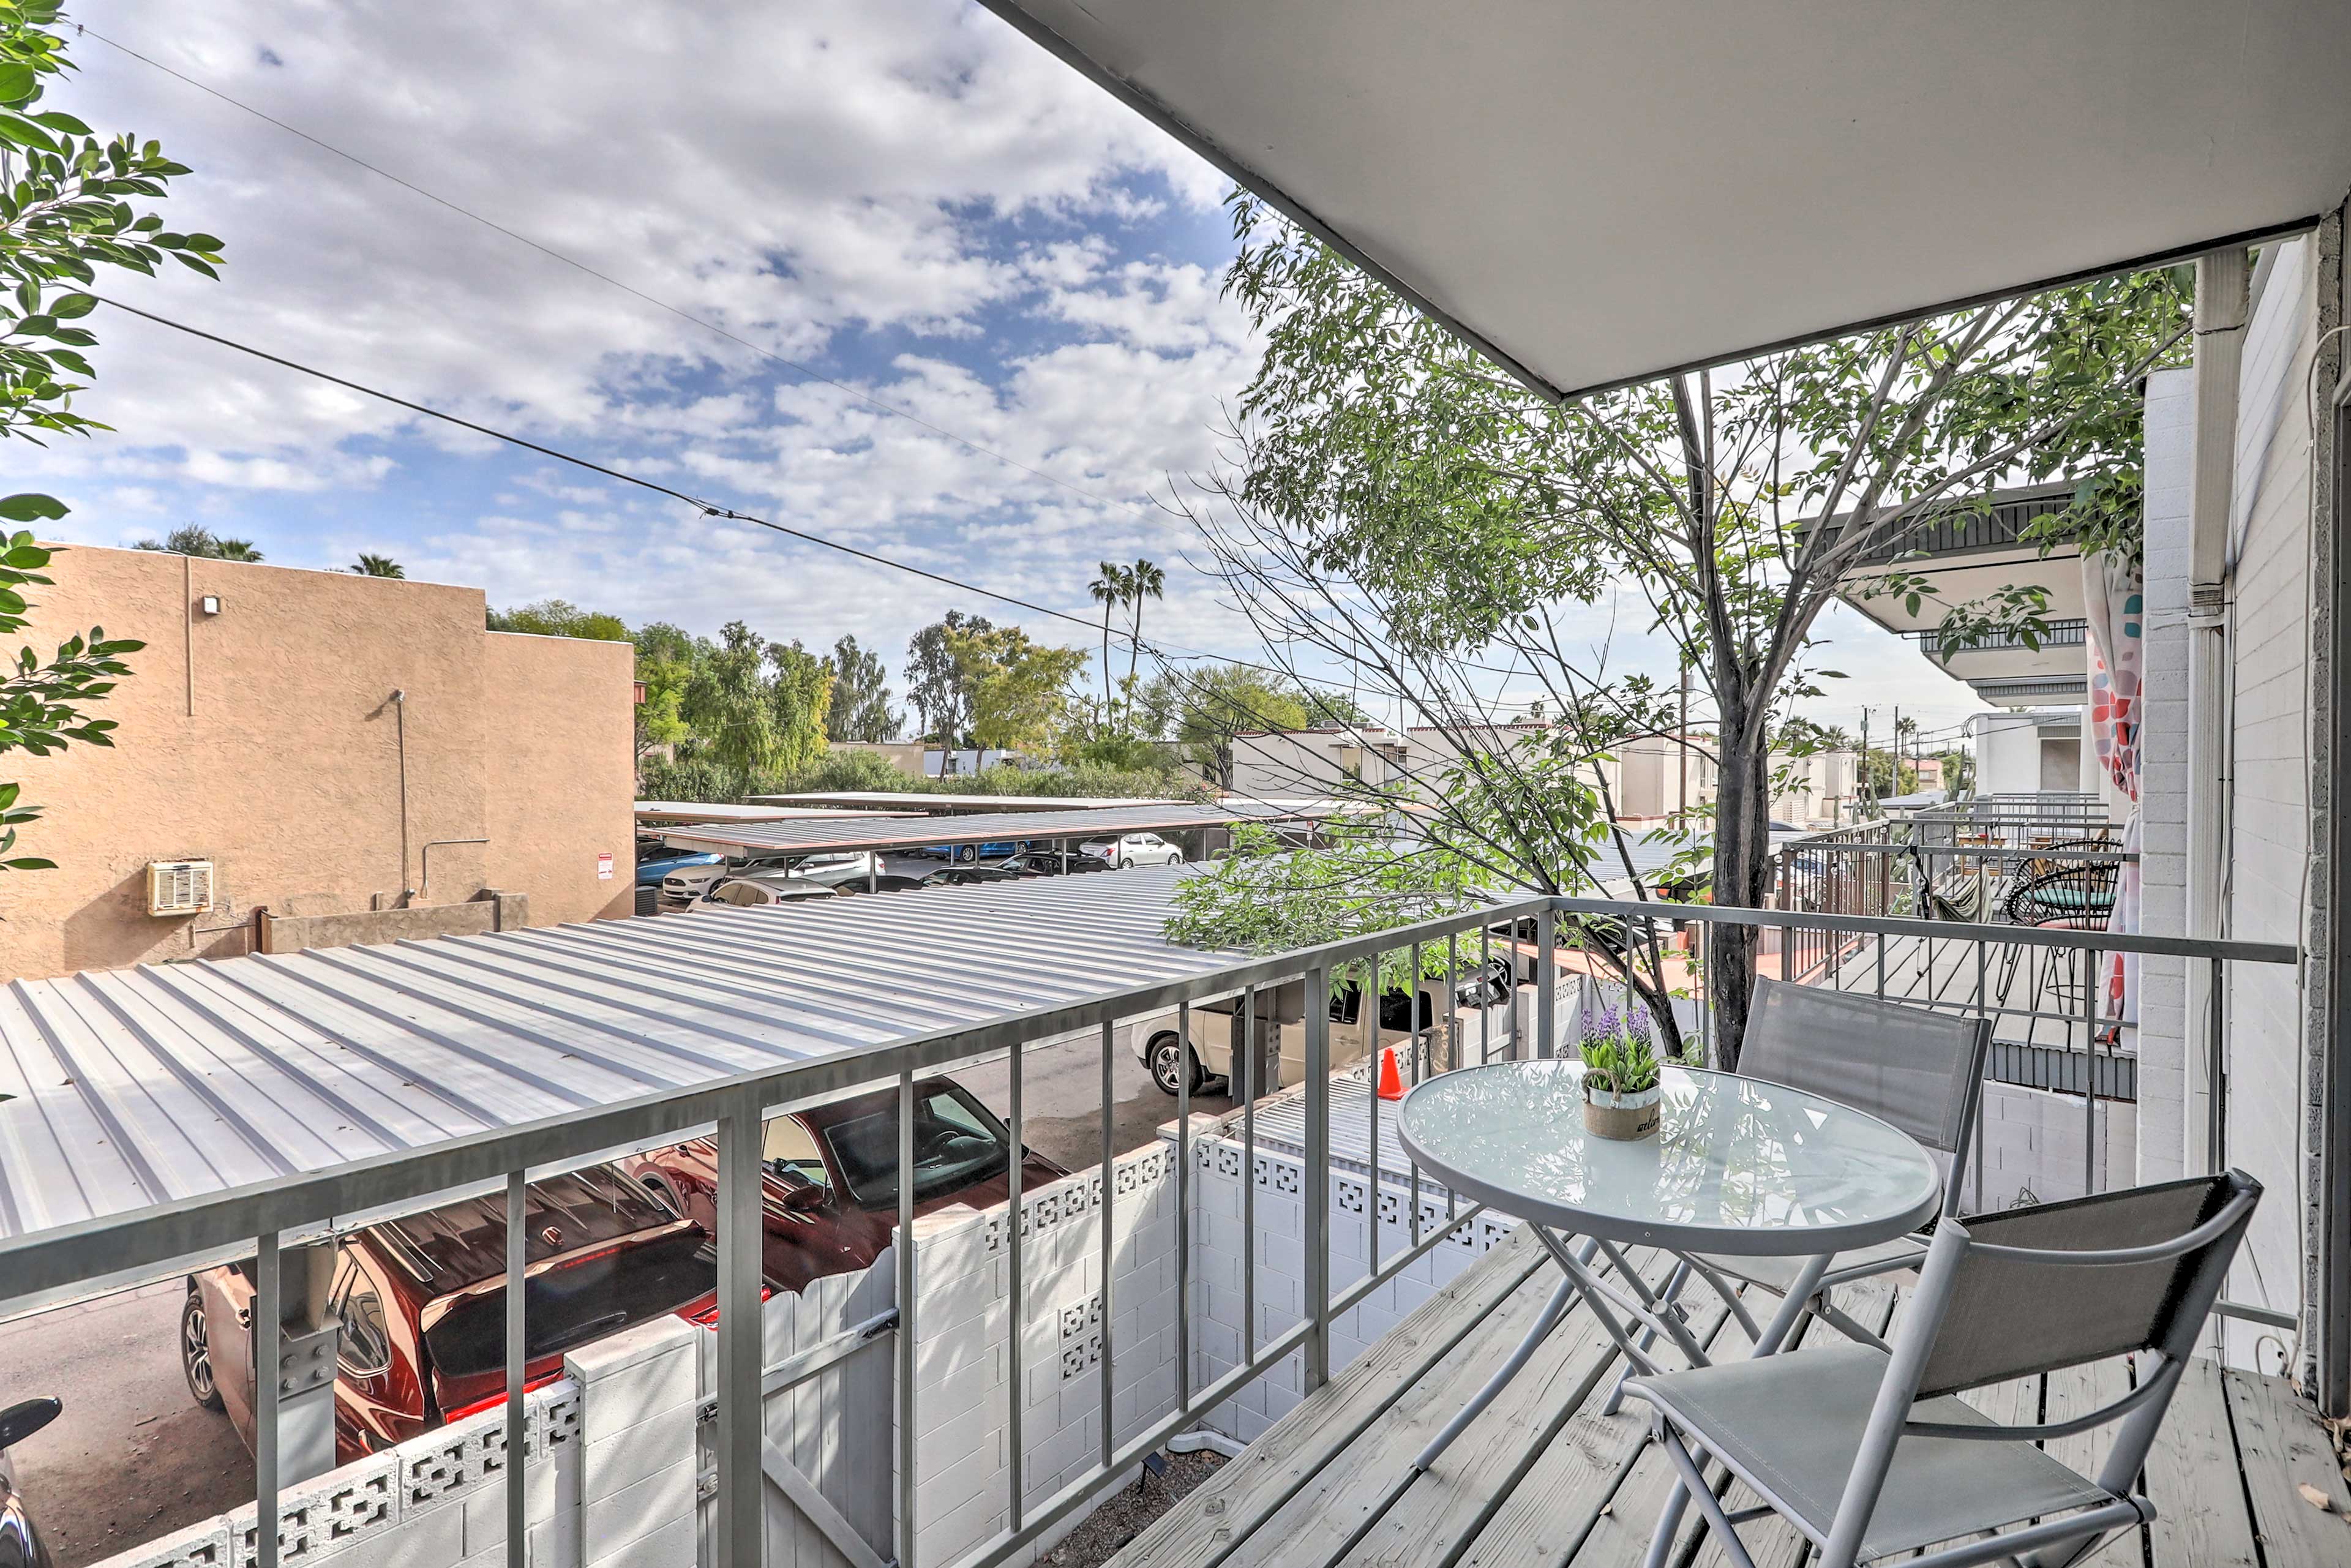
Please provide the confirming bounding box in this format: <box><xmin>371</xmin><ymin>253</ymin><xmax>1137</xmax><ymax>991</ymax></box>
<box><xmin>2138</xmin><ymin>363</ymin><xmax>2195</xmax><ymax>1184</ymax></box>
<box><xmin>2219</xmin><ymin>234</ymin><xmax>2319</xmax><ymax>1365</ymax></box>
<box><xmin>1184</xmin><ymin>1129</ymin><xmax>1512</xmax><ymax>1446</ymax></box>
<box><xmin>897</xmin><ymin>1139</ymin><xmax>1187</xmax><ymax>1568</ymax></box>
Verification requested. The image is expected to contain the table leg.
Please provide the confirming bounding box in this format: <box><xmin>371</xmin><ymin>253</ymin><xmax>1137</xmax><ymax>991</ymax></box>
<box><xmin>1409</xmin><ymin>1269</ymin><xmax>1582</xmax><ymax>1473</ymax></box>
<box><xmin>1749</xmin><ymin>1253</ymin><xmax>1831</xmax><ymax>1356</ymax></box>
<box><xmin>1592</xmin><ymin>1238</ymin><xmax>1711</xmax><ymax>1367</ymax></box>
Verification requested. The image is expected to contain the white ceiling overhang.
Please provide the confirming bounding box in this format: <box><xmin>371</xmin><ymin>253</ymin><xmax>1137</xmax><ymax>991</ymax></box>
<box><xmin>982</xmin><ymin>1</ymin><xmax>2351</xmax><ymax>399</ymax></box>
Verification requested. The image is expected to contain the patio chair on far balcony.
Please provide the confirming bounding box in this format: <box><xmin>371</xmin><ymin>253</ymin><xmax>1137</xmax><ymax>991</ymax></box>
<box><xmin>1625</xmin><ymin>1169</ymin><xmax>2260</xmax><ymax>1568</ymax></box>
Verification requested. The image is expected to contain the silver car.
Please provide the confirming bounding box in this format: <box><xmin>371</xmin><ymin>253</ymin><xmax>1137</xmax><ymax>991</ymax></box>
<box><xmin>1</xmin><ymin>1397</ymin><xmax>61</xmax><ymax>1568</ymax></box>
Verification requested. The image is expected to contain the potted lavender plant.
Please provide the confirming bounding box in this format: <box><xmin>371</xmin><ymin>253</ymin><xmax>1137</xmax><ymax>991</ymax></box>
<box><xmin>1579</xmin><ymin>1001</ymin><xmax>1663</xmax><ymax>1140</ymax></box>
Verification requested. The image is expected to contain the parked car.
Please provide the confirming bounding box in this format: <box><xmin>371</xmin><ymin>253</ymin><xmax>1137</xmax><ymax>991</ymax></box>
<box><xmin>1079</xmin><ymin>832</ymin><xmax>1185</xmax><ymax>869</ymax></box>
<box><xmin>919</xmin><ymin>838</ymin><xmax>1026</xmax><ymax>863</ymax></box>
<box><xmin>659</xmin><ymin>850</ymin><xmax>890</xmax><ymax>907</ymax></box>
<box><xmin>928</xmin><ymin>850</ymin><xmax>1110</xmax><ymax>885</ymax></box>
<box><xmin>0</xmin><ymin>1397</ymin><xmax>60</xmax><ymax>1568</ymax></box>
<box><xmin>636</xmin><ymin>836</ymin><xmax>723</xmax><ymax>887</ymax></box>
<box><xmin>625</xmin><ymin>1078</ymin><xmax>1066</xmax><ymax>1294</ymax></box>
<box><xmin>692</xmin><ymin>874</ymin><xmax>846</xmax><ymax>910</ymax></box>
<box><xmin>1133</xmin><ymin>973</ymin><xmax>1462</xmax><ymax>1094</ymax></box>
<box><xmin>994</xmin><ymin>850</ymin><xmax>1106</xmax><ymax>876</ymax></box>
<box><xmin>181</xmin><ymin>1169</ymin><xmax>718</xmax><ymax>1464</ymax></box>
<box><xmin>922</xmin><ymin>861</ymin><xmax>1027</xmax><ymax>887</ymax></box>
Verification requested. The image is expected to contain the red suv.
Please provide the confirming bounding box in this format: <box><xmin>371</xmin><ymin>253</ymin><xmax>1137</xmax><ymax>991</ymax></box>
<box><xmin>181</xmin><ymin>1168</ymin><xmax>718</xmax><ymax>1463</ymax></box>
<box><xmin>625</xmin><ymin>1077</ymin><xmax>1066</xmax><ymax>1294</ymax></box>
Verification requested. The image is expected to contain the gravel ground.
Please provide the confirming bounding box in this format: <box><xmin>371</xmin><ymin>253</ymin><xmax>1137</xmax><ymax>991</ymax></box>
<box><xmin>1038</xmin><ymin>1450</ymin><xmax>1229</xmax><ymax>1568</ymax></box>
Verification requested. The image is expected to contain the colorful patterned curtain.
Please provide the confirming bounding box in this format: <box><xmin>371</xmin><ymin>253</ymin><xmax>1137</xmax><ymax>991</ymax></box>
<box><xmin>2082</xmin><ymin>552</ymin><xmax>2143</xmax><ymax>1035</ymax></box>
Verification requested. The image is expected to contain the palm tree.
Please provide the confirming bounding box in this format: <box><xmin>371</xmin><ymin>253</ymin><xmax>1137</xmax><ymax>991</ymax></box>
<box><xmin>1089</xmin><ymin>561</ymin><xmax>1127</xmax><ymax>721</ymax></box>
<box><xmin>351</xmin><ymin>553</ymin><xmax>405</xmax><ymax>578</ymax></box>
<box><xmin>1122</xmin><ymin>557</ymin><xmax>1164</xmax><ymax>695</ymax></box>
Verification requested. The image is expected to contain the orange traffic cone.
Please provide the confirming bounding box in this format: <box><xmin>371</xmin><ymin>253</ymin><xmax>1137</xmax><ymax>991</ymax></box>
<box><xmin>1376</xmin><ymin>1047</ymin><xmax>1406</xmax><ymax>1101</ymax></box>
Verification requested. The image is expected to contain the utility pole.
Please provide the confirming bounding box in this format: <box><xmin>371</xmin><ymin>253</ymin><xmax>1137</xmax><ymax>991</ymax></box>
<box><xmin>1858</xmin><ymin>707</ymin><xmax>1875</xmax><ymax>818</ymax></box>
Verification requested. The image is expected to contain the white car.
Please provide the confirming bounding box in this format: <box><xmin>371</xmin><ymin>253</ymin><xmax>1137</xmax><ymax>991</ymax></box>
<box><xmin>1080</xmin><ymin>831</ymin><xmax>1185</xmax><ymax>869</ymax></box>
<box><xmin>661</xmin><ymin>851</ymin><xmax>887</xmax><ymax>907</ymax></box>
<box><xmin>690</xmin><ymin>872</ymin><xmax>845</xmax><ymax>910</ymax></box>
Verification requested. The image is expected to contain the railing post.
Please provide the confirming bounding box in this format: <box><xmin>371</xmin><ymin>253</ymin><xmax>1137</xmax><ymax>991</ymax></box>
<box><xmin>255</xmin><ymin>1229</ymin><xmax>281</xmax><ymax>1568</ymax></box>
<box><xmin>718</xmin><ymin>1086</ymin><xmax>766</xmax><ymax>1568</ymax></box>
<box><xmin>1242</xmin><ymin>984</ymin><xmax>1258</xmax><ymax>1361</ymax></box>
<box><xmin>1535</xmin><ymin>909</ymin><xmax>1556</xmax><ymax>1059</ymax></box>
<box><xmin>1303</xmin><ymin>961</ymin><xmax>1332</xmax><ymax>1393</ymax></box>
<box><xmin>894</xmin><ymin>1070</ymin><xmax>918</xmax><ymax>1568</ymax></box>
<box><xmin>1174</xmin><ymin>1001</ymin><xmax>1190</xmax><ymax>1414</ymax></box>
<box><xmin>1007</xmin><ymin>1033</ymin><xmax>1026</xmax><ymax>1528</ymax></box>
<box><xmin>2207</xmin><ymin>954</ymin><xmax>2227</xmax><ymax>1173</ymax></box>
<box><xmin>505</xmin><ymin>1170</ymin><xmax>528</xmax><ymax>1568</ymax></box>
<box><xmin>1098</xmin><ymin>1020</ymin><xmax>1117</xmax><ymax>1469</ymax></box>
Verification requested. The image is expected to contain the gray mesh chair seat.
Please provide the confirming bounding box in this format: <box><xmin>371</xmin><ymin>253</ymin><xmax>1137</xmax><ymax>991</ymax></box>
<box><xmin>1625</xmin><ymin>1171</ymin><xmax>2262</xmax><ymax>1568</ymax></box>
<box><xmin>1631</xmin><ymin>1345</ymin><xmax>2110</xmax><ymax>1561</ymax></box>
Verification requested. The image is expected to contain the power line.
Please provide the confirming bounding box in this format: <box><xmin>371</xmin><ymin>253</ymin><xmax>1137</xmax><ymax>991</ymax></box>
<box><xmin>79</xmin><ymin>23</ymin><xmax>1158</xmax><ymax>523</ymax></box>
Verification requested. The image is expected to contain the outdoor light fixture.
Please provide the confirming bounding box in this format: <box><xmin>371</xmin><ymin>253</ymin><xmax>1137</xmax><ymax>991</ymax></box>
<box><xmin>197</xmin><ymin>595</ymin><xmax>222</xmax><ymax>616</ymax></box>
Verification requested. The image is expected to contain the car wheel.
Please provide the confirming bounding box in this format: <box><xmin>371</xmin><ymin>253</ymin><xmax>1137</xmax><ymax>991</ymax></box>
<box><xmin>1147</xmin><ymin>1033</ymin><xmax>1202</xmax><ymax>1096</ymax></box>
<box><xmin>1117</xmin><ymin>857</ymin><xmax>1131</xmax><ymax>870</ymax></box>
<box><xmin>182</xmin><ymin>1289</ymin><xmax>223</xmax><ymax>1412</ymax></box>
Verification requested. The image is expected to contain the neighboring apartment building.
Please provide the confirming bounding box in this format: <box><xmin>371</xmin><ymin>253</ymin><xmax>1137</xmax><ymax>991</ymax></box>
<box><xmin>0</xmin><ymin>544</ymin><xmax>635</xmax><ymax>979</ymax></box>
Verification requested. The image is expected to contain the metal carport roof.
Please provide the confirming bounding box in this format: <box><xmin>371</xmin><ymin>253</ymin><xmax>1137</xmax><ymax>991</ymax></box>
<box><xmin>980</xmin><ymin>1</ymin><xmax>2351</xmax><ymax>401</ymax></box>
<box><xmin>633</xmin><ymin>800</ymin><xmax>922</xmax><ymax>825</ymax></box>
<box><xmin>0</xmin><ymin>866</ymin><xmax>1227</xmax><ymax>1249</ymax></box>
<box><xmin>656</xmin><ymin>800</ymin><xmax>1352</xmax><ymax>857</ymax></box>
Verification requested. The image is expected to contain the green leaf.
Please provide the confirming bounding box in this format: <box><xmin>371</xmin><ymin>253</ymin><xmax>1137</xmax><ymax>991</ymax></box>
<box><xmin>47</xmin><ymin>292</ymin><xmax>94</xmax><ymax>319</ymax></box>
<box><xmin>0</xmin><ymin>64</ymin><xmax>36</xmax><ymax>105</ymax></box>
<box><xmin>0</xmin><ymin>493</ymin><xmax>67</xmax><ymax>522</ymax></box>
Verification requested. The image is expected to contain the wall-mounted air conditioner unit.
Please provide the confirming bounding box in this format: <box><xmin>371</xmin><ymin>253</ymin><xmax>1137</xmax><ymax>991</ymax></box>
<box><xmin>147</xmin><ymin>860</ymin><xmax>214</xmax><ymax>916</ymax></box>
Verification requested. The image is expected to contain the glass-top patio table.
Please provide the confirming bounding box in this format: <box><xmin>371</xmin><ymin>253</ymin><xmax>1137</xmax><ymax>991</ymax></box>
<box><xmin>1395</xmin><ymin>1059</ymin><xmax>1941</xmax><ymax>1472</ymax></box>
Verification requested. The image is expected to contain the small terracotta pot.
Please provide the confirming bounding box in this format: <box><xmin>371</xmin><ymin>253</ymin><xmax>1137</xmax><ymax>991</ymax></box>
<box><xmin>1583</xmin><ymin>1084</ymin><xmax>1662</xmax><ymax>1141</ymax></box>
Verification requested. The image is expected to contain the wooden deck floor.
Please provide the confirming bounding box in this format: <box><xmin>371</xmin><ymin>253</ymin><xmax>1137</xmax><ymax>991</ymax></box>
<box><xmin>1109</xmin><ymin>1230</ymin><xmax>2350</xmax><ymax>1568</ymax></box>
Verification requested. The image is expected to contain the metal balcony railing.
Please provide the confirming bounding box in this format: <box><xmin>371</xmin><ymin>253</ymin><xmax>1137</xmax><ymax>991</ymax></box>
<box><xmin>0</xmin><ymin>893</ymin><xmax>2298</xmax><ymax>1568</ymax></box>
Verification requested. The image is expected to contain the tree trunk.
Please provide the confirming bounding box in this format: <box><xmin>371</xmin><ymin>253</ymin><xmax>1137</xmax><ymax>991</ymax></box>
<box><xmin>1708</xmin><ymin>727</ymin><xmax>1776</xmax><ymax>1070</ymax></box>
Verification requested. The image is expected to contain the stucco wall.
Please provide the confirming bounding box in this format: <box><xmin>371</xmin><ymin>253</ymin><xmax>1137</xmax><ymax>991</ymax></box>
<box><xmin>485</xmin><ymin>631</ymin><xmax>635</xmax><ymax>925</ymax></box>
<box><xmin>0</xmin><ymin>546</ymin><xmax>631</xmax><ymax>980</ymax></box>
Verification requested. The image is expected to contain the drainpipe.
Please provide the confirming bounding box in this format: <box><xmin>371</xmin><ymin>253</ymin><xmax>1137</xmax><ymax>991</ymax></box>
<box><xmin>389</xmin><ymin>689</ymin><xmax>413</xmax><ymax>905</ymax></box>
<box><xmin>2184</xmin><ymin>246</ymin><xmax>2249</xmax><ymax>1177</ymax></box>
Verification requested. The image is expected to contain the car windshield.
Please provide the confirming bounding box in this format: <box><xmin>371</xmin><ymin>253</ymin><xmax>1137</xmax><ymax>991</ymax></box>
<box><xmin>422</xmin><ymin>1231</ymin><xmax>716</xmax><ymax>1384</ymax></box>
<box><xmin>819</xmin><ymin>1086</ymin><xmax>1013</xmax><ymax>1210</ymax></box>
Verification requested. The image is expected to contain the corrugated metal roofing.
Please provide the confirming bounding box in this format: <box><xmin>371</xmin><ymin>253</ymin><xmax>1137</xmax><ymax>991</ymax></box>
<box><xmin>632</xmin><ymin>801</ymin><xmax>920</xmax><ymax>824</ymax></box>
<box><xmin>744</xmin><ymin>792</ymin><xmax>1166</xmax><ymax>812</ymax></box>
<box><xmin>0</xmin><ymin>866</ymin><xmax>1231</xmax><ymax>1244</ymax></box>
<box><xmin>656</xmin><ymin>801</ymin><xmax>1349</xmax><ymax>857</ymax></box>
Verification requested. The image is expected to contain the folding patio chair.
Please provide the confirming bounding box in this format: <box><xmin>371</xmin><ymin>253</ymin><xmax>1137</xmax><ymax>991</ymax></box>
<box><xmin>1601</xmin><ymin>980</ymin><xmax>1992</xmax><ymax>1414</ymax></box>
<box><xmin>1625</xmin><ymin>1169</ymin><xmax>2261</xmax><ymax>1568</ymax></box>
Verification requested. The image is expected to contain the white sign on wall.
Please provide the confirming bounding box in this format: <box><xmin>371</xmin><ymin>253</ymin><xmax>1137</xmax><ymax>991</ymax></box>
<box><xmin>597</xmin><ymin>852</ymin><xmax>614</xmax><ymax>880</ymax></box>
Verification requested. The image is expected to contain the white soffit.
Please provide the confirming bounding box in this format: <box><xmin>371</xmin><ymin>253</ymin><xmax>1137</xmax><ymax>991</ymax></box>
<box><xmin>981</xmin><ymin>1</ymin><xmax>2351</xmax><ymax>399</ymax></box>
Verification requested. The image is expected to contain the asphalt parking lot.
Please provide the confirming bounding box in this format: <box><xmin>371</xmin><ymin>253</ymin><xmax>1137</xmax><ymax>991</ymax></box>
<box><xmin>0</xmin><ymin>1280</ymin><xmax>253</xmax><ymax>1568</ymax></box>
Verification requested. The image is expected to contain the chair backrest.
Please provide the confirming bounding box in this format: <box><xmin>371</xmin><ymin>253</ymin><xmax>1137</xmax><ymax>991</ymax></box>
<box><xmin>1910</xmin><ymin>1170</ymin><xmax>2260</xmax><ymax>1400</ymax></box>
<box><xmin>1741</xmin><ymin>978</ymin><xmax>1992</xmax><ymax>1161</ymax></box>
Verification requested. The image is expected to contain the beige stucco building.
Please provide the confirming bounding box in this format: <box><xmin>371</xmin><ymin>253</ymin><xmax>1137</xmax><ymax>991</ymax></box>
<box><xmin>0</xmin><ymin>543</ymin><xmax>634</xmax><ymax>980</ymax></box>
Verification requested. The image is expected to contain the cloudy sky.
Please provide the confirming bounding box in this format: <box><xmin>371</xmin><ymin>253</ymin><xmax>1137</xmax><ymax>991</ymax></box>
<box><xmin>24</xmin><ymin>0</ymin><xmax>1985</xmax><ymax>740</ymax></box>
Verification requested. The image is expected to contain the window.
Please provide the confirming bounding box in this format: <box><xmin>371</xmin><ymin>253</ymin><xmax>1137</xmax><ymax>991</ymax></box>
<box><xmin>819</xmin><ymin>1084</ymin><xmax>1014</xmax><ymax>1210</ymax></box>
<box><xmin>333</xmin><ymin>1252</ymin><xmax>392</xmax><ymax>1376</ymax></box>
<box><xmin>762</xmin><ymin>1115</ymin><xmax>830</xmax><ymax>1190</ymax></box>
